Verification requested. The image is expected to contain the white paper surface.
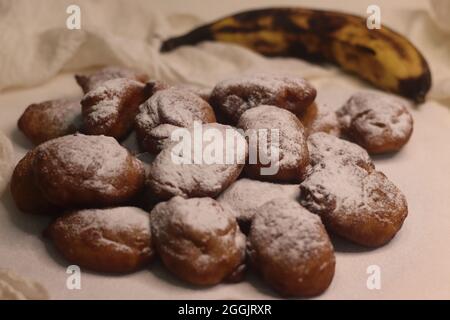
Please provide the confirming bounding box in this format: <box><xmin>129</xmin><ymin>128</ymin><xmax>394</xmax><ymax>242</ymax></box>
<box><xmin>0</xmin><ymin>0</ymin><xmax>450</xmax><ymax>299</ymax></box>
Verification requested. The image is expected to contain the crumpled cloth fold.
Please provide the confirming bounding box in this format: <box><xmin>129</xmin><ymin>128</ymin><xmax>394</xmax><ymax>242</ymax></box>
<box><xmin>0</xmin><ymin>0</ymin><xmax>449</xmax><ymax>106</ymax></box>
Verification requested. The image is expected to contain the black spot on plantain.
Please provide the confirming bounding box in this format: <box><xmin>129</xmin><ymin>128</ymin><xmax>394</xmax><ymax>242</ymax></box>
<box><xmin>398</xmin><ymin>68</ymin><xmax>432</xmax><ymax>103</ymax></box>
<box><xmin>308</xmin><ymin>12</ymin><xmax>347</xmax><ymax>34</ymax></box>
<box><xmin>354</xmin><ymin>45</ymin><xmax>376</xmax><ymax>55</ymax></box>
<box><xmin>160</xmin><ymin>25</ymin><xmax>214</xmax><ymax>52</ymax></box>
<box><xmin>369</xmin><ymin>29</ymin><xmax>408</xmax><ymax>59</ymax></box>
<box><xmin>215</xmin><ymin>25</ymin><xmax>262</xmax><ymax>33</ymax></box>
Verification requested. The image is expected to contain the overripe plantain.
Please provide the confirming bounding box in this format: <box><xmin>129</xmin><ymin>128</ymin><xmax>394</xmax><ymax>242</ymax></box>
<box><xmin>161</xmin><ymin>8</ymin><xmax>431</xmax><ymax>103</ymax></box>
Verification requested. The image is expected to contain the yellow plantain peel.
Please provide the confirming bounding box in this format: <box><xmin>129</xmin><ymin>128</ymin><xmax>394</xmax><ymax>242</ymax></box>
<box><xmin>161</xmin><ymin>8</ymin><xmax>431</xmax><ymax>103</ymax></box>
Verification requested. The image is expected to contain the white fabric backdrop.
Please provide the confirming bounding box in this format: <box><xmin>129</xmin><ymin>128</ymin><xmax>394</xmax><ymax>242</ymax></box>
<box><xmin>0</xmin><ymin>0</ymin><xmax>450</xmax><ymax>105</ymax></box>
<box><xmin>1</xmin><ymin>0</ymin><xmax>450</xmax><ymax>300</ymax></box>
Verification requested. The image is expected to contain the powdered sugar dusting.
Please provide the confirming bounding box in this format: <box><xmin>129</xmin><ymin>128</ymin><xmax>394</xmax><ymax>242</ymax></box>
<box><xmin>300</xmin><ymin>164</ymin><xmax>407</xmax><ymax>223</ymax></box>
<box><xmin>62</xmin><ymin>207</ymin><xmax>150</xmax><ymax>233</ymax></box>
<box><xmin>54</xmin><ymin>207</ymin><xmax>150</xmax><ymax>253</ymax></box>
<box><xmin>337</xmin><ymin>91</ymin><xmax>413</xmax><ymax>146</ymax></box>
<box><xmin>152</xmin><ymin>197</ymin><xmax>232</xmax><ymax>235</ymax></box>
<box><xmin>136</xmin><ymin>87</ymin><xmax>214</xmax><ymax>132</ymax></box>
<box><xmin>211</xmin><ymin>73</ymin><xmax>316</xmax><ymax>122</ymax></box>
<box><xmin>150</xmin><ymin>196</ymin><xmax>245</xmax><ymax>270</ymax></box>
<box><xmin>38</xmin><ymin>98</ymin><xmax>81</xmax><ymax>131</ymax></box>
<box><xmin>35</xmin><ymin>134</ymin><xmax>129</xmax><ymax>192</ymax></box>
<box><xmin>135</xmin><ymin>87</ymin><xmax>215</xmax><ymax>153</ymax></box>
<box><xmin>148</xmin><ymin>123</ymin><xmax>247</xmax><ymax>199</ymax></box>
<box><xmin>76</xmin><ymin>66</ymin><xmax>148</xmax><ymax>93</ymax></box>
<box><xmin>238</xmin><ymin>105</ymin><xmax>308</xmax><ymax>170</ymax></box>
<box><xmin>307</xmin><ymin>132</ymin><xmax>373</xmax><ymax>169</ymax></box>
<box><xmin>83</xmin><ymin>78</ymin><xmax>142</xmax><ymax>126</ymax></box>
<box><xmin>306</xmin><ymin>103</ymin><xmax>341</xmax><ymax>137</ymax></box>
<box><xmin>217</xmin><ymin>178</ymin><xmax>300</xmax><ymax>223</ymax></box>
<box><xmin>250</xmin><ymin>198</ymin><xmax>329</xmax><ymax>263</ymax></box>
<box><xmin>300</xmin><ymin>133</ymin><xmax>407</xmax><ymax>223</ymax></box>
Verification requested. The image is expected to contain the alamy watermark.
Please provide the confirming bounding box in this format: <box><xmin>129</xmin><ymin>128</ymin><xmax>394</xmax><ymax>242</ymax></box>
<box><xmin>366</xmin><ymin>264</ymin><xmax>381</xmax><ymax>290</ymax></box>
<box><xmin>66</xmin><ymin>265</ymin><xmax>81</xmax><ymax>290</ymax></box>
<box><xmin>367</xmin><ymin>5</ymin><xmax>381</xmax><ymax>30</ymax></box>
<box><xmin>169</xmin><ymin>121</ymin><xmax>281</xmax><ymax>176</ymax></box>
<box><xmin>66</xmin><ymin>4</ymin><xmax>81</xmax><ymax>30</ymax></box>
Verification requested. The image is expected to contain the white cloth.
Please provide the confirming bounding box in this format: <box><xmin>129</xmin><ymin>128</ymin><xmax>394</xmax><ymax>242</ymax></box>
<box><xmin>1</xmin><ymin>0</ymin><xmax>450</xmax><ymax>300</ymax></box>
<box><xmin>0</xmin><ymin>0</ymin><xmax>449</xmax><ymax>106</ymax></box>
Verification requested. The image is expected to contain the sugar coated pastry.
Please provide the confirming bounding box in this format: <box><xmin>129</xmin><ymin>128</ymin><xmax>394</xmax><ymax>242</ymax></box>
<box><xmin>150</xmin><ymin>197</ymin><xmax>246</xmax><ymax>285</ymax></box>
<box><xmin>337</xmin><ymin>91</ymin><xmax>414</xmax><ymax>154</ymax></box>
<box><xmin>217</xmin><ymin>178</ymin><xmax>300</xmax><ymax>233</ymax></box>
<box><xmin>298</xmin><ymin>102</ymin><xmax>341</xmax><ymax>137</ymax></box>
<box><xmin>75</xmin><ymin>66</ymin><xmax>149</xmax><ymax>94</ymax></box>
<box><xmin>147</xmin><ymin>123</ymin><xmax>247</xmax><ymax>200</ymax></box>
<box><xmin>300</xmin><ymin>133</ymin><xmax>408</xmax><ymax>247</ymax></box>
<box><xmin>32</xmin><ymin>134</ymin><xmax>145</xmax><ymax>208</ymax></box>
<box><xmin>307</xmin><ymin>132</ymin><xmax>374</xmax><ymax>171</ymax></box>
<box><xmin>135</xmin><ymin>87</ymin><xmax>216</xmax><ymax>154</ymax></box>
<box><xmin>248</xmin><ymin>199</ymin><xmax>335</xmax><ymax>297</ymax></box>
<box><xmin>81</xmin><ymin>78</ymin><xmax>152</xmax><ymax>140</ymax></box>
<box><xmin>18</xmin><ymin>98</ymin><xmax>81</xmax><ymax>145</ymax></box>
<box><xmin>10</xmin><ymin>151</ymin><xmax>59</xmax><ymax>215</ymax></box>
<box><xmin>46</xmin><ymin>207</ymin><xmax>153</xmax><ymax>273</ymax></box>
<box><xmin>237</xmin><ymin>105</ymin><xmax>309</xmax><ymax>182</ymax></box>
<box><xmin>210</xmin><ymin>73</ymin><xmax>317</xmax><ymax>123</ymax></box>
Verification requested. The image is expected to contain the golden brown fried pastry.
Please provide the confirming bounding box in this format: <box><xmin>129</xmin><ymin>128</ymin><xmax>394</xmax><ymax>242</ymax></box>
<box><xmin>248</xmin><ymin>199</ymin><xmax>335</xmax><ymax>297</ymax></box>
<box><xmin>75</xmin><ymin>66</ymin><xmax>149</xmax><ymax>94</ymax></box>
<box><xmin>10</xmin><ymin>151</ymin><xmax>59</xmax><ymax>215</ymax></box>
<box><xmin>210</xmin><ymin>73</ymin><xmax>317</xmax><ymax>123</ymax></box>
<box><xmin>18</xmin><ymin>98</ymin><xmax>81</xmax><ymax>145</ymax></box>
<box><xmin>298</xmin><ymin>102</ymin><xmax>341</xmax><ymax>137</ymax></box>
<box><xmin>299</xmin><ymin>133</ymin><xmax>408</xmax><ymax>247</ymax></box>
<box><xmin>217</xmin><ymin>178</ymin><xmax>300</xmax><ymax>233</ymax></box>
<box><xmin>307</xmin><ymin>132</ymin><xmax>374</xmax><ymax>171</ymax></box>
<box><xmin>32</xmin><ymin>134</ymin><xmax>145</xmax><ymax>208</ymax></box>
<box><xmin>337</xmin><ymin>91</ymin><xmax>414</xmax><ymax>154</ymax></box>
<box><xmin>135</xmin><ymin>88</ymin><xmax>216</xmax><ymax>154</ymax></box>
<box><xmin>237</xmin><ymin>105</ymin><xmax>309</xmax><ymax>182</ymax></box>
<box><xmin>46</xmin><ymin>207</ymin><xmax>153</xmax><ymax>273</ymax></box>
<box><xmin>81</xmin><ymin>78</ymin><xmax>152</xmax><ymax>140</ymax></box>
<box><xmin>150</xmin><ymin>196</ymin><xmax>246</xmax><ymax>285</ymax></box>
<box><xmin>147</xmin><ymin>123</ymin><xmax>247</xmax><ymax>201</ymax></box>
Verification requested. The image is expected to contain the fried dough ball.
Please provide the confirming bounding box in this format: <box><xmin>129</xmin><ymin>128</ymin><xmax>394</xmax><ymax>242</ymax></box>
<box><xmin>299</xmin><ymin>133</ymin><xmax>408</xmax><ymax>247</ymax></box>
<box><xmin>307</xmin><ymin>132</ymin><xmax>374</xmax><ymax>171</ymax></box>
<box><xmin>147</xmin><ymin>123</ymin><xmax>247</xmax><ymax>201</ymax></box>
<box><xmin>337</xmin><ymin>91</ymin><xmax>414</xmax><ymax>154</ymax></box>
<box><xmin>32</xmin><ymin>134</ymin><xmax>145</xmax><ymax>208</ymax></box>
<box><xmin>18</xmin><ymin>98</ymin><xmax>81</xmax><ymax>145</ymax></box>
<box><xmin>135</xmin><ymin>88</ymin><xmax>216</xmax><ymax>154</ymax></box>
<box><xmin>248</xmin><ymin>199</ymin><xmax>335</xmax><ymax>297</ymax></box>
<box><xmin>10</xmin><ymin>151</ymin><xmax>59</xmax><ymax>215</ymax></box>
<box><xmin>150</xmin><ymin>196</ymin><xmax>246</xmax><ymax>285</ymax></box>
<box><xmin>301</xmin><ymin>167</ymin><xmax>408</xmax><ymax>247</ymax></box>
<box><xmin>46</xmin><ymin>206</ymin><xmax>153</xmax><ymax>273</ymax></box>
<box><xmin>237</xmin><ymin>105</ymin><xmax>309</xmax><ymax>182</ymax></box>
<box><xmin>217</xmin><ymin>178</ymin><xmax>300</xmax><ymax>233</ymax></box>
<box><xmin>298</xmin><ymin>102</ymin><xmax>341</xmax><ymax>137</ymax></box>
<box><xmin>81</xmin><ymin>78</ymin><xmax>152</xmax><ymax>140</ymax></box>
<box><xmin>210</xmin><ymin>73</ymin><xmax>317</xmax><ymax>123</ymax></box>
<box><xmin>75</xmin><ymin>66</ymin><xmax>149</xmax><ymax>94</ymax></box>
